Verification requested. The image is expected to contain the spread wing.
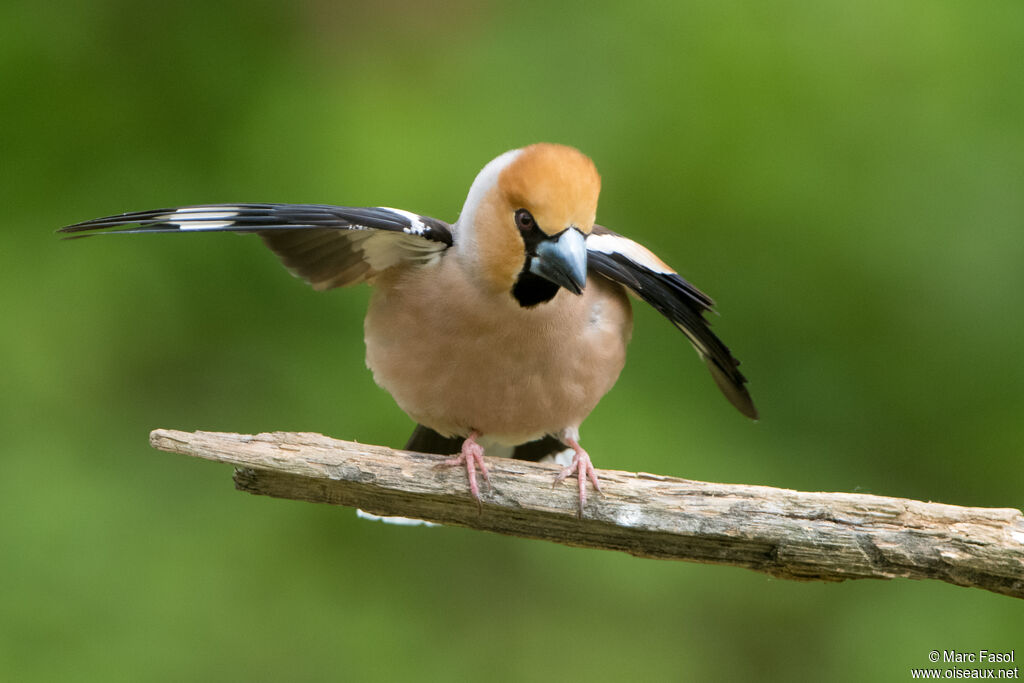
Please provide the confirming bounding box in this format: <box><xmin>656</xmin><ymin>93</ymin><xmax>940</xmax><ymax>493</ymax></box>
<box><xmin>59</xmin><ymin>203</ymin><xmax>453</xmax><ymax>290</ymax></box>
<box><xmin>586</xmin><ymin>226</ymin><xmax>757</xmax><ymax>419</ymax></box>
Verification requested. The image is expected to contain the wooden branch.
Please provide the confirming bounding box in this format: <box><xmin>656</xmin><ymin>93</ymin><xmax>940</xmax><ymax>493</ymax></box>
<box><xmin>149</xmin><ymin>429</ymin><xmax>1024</xmax><ymax>599</ymax></box>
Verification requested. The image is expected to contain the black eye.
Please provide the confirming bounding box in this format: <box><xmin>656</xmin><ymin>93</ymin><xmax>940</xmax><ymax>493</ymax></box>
<box><xmin>515</xmin><ymin>209</ymin><xmax>535</xmax><ymax>232</ymax></box>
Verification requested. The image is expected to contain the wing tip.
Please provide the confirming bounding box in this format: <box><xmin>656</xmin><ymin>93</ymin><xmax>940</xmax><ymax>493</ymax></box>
<box><xmin>706</xmin><ymin>358</ymin><xmax>758</xmax><ymax>420</ymax></box>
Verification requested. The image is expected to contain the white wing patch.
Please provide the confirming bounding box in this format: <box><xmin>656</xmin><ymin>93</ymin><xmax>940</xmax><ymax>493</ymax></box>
<box><xmin>586</xmin><ymin>233</ymin><xmax>673</xmax><ymax>274</ymax></box>
<box><xmin>161</xmin><ymin>206</ymin><xmax>241</xmax><ymax>231</ymax></box>
<box><xmin>378</xmin><ymin>207</ymin><xmax>429</xmax><ymax>236</ymax></box>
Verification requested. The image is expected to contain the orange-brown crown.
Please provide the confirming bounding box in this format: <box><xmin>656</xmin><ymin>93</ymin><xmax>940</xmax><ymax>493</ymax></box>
<box><xmin>498</xmin><ymin>143</ymin><xmax>601</xmax><ymax>236</ymax></box>
<box><xmin>461</xmin><ymin>144</ymin><xmax>602</xmax><ymax>294</ymax></box>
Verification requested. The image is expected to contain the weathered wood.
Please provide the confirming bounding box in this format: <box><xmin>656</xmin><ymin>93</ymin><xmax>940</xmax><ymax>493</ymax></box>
<box><xmin>149</xmin><ymin>428</ymin><xmax>1024</xmax><ymax>599</ymax></box>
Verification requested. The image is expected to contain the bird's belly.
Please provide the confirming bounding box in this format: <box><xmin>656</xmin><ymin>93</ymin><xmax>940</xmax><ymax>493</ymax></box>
<box><xmin>364</xmin><ymin>270</ymin><xmax>631</xmax><ymax>444</ymax></box>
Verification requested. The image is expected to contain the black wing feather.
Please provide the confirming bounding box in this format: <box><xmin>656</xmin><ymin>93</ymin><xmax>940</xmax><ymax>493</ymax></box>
<box><xmin>59</xmin><ymin>203</ymin><xmax>453</xmax><ymax>290</ymax></box>
<box><xmin>59</xmin><ymin>203</ymin><xmax>453</xmax><ymax>241</ymax></box>
<box><xmin>587</xmin><ymin>227</ymin><xmax>757</xmax><ymax>419</ymax></box>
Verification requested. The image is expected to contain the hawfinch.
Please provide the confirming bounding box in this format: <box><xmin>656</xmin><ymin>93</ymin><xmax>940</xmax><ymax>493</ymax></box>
<box><xmin>60</xmin><ymin>143</ymin><xmax>756</xmax><ymax>515</ymax></box>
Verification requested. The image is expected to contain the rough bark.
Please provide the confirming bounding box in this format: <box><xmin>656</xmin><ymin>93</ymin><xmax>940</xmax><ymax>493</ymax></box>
<box><xmin>149</xmin><ymin>429</ymin><xmax>1024</xmax><ymax>599</ymax></box>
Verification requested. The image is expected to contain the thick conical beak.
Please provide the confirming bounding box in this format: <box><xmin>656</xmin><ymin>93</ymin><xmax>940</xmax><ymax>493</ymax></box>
<box><xmin>529</xmin><ymin>228</ymin><xmax>588</xmax><ymax>295</ymax></box>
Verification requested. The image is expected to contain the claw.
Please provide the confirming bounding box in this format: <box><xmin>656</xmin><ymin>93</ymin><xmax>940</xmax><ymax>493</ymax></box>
<box><xmin>552</xmin><ymin>435</ymin><xmax>601</xmax><ymax>518</ymax></box>
<box><xmin>435</xmin><ymin>431</ymin><xmax>490</xmax><ymax>511</ymax></box>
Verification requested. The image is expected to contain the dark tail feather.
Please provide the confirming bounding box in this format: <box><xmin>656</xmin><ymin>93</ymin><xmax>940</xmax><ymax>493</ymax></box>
<box><xmin>404</xmin><ymin>424</ymin><xmax>567</xmax><ymax>461</ymax></box>
<box><xmin>511</xmin><ymin>435</ymin><xmax>568</xmax><ymax>462</ymax></box>
<box><xmin>404</xmin><ymin>424</ymin><xmax>463</xmax><ymax>455</ymax></box>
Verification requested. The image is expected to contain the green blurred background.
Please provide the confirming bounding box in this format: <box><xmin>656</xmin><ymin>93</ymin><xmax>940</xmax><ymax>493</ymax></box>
<box><xmin>2</xmin><ymin>0</ymin><xmax>1021</xmax><ymax>680</ymax></box>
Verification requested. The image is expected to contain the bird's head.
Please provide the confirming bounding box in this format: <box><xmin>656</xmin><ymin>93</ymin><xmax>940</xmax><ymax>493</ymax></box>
<box><xmin>456</xmin><ymin>143</ymin><xmax>601</xmax><ymax>306</ymax></box>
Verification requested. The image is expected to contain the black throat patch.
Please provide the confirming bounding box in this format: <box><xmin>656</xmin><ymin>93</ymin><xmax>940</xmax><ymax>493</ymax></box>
<box><xmin>512</xmin><ymin>265</ymin><xmax>560</xmax><ymax>307</ymax></box>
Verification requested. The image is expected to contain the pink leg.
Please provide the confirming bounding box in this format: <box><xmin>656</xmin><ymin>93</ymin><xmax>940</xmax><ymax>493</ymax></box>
<box><xmin>552</xmin><ymin>430</ymin><xmax>601</xmax><ymax>517</ymax></box>
<box><xmin>437</xmin><ymin>431</ymin><xmax>490</xmax><ymax>510</ymax></box>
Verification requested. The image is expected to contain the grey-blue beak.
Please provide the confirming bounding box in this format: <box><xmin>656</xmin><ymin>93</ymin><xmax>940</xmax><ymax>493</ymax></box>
<box><xmin>529</xmin><ymin>228</ymin><xmax>588</xmax><ymax>295</ymax></box>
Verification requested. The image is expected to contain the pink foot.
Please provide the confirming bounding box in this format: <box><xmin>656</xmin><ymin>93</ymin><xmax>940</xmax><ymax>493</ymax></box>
<box><xmin>436</xmin><ymin>431</ymin><xmax>490</xmax><ymax>510</ymax></box>
<box><xmin>552</xmin><ymin>434</ymin><xmax>601</xmax><ymax>517</ymax></box>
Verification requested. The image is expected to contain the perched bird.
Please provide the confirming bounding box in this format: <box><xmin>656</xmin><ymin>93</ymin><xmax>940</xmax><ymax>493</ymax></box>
<box><xmin>60</xmin><ymin>143</ymin><xmax>756</xmax><ymax>515</ymax></box>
